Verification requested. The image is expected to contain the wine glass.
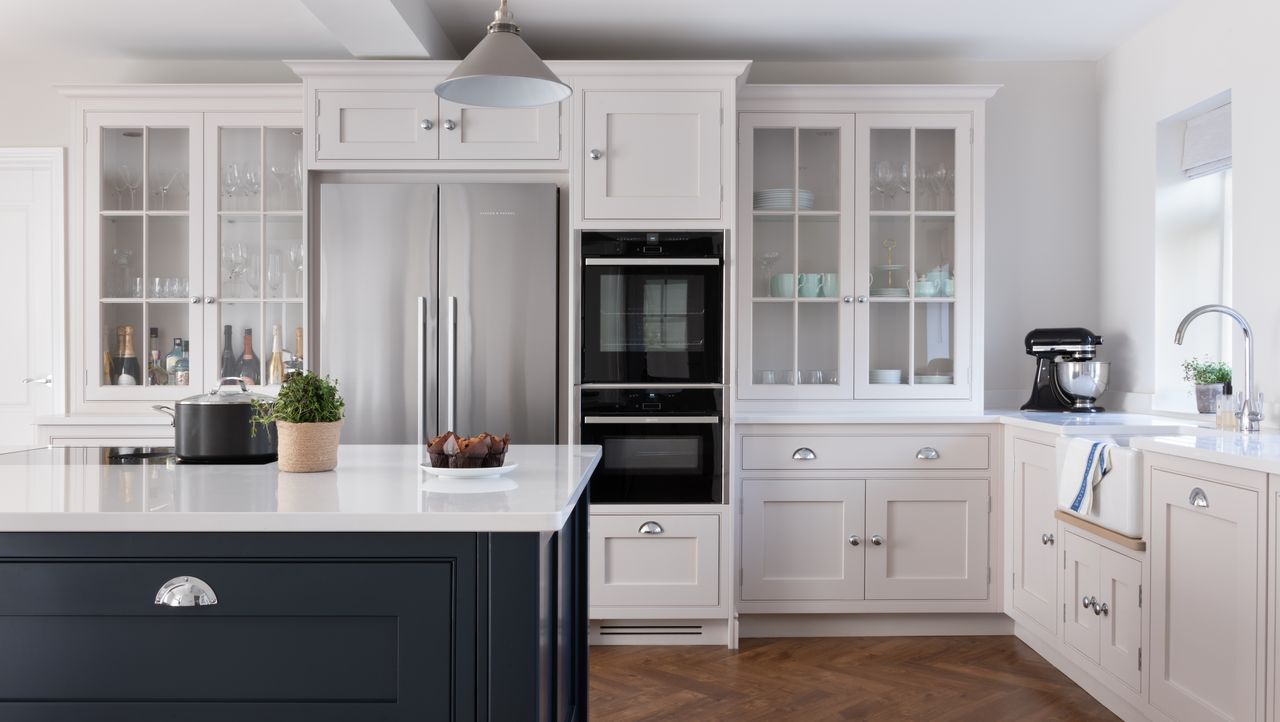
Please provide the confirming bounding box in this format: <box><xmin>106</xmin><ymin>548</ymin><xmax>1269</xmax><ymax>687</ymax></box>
<box><xmin>896</xmin><ymin>162</ymin><xmax>911</xmax><ymax>207</ymax></box>
<box><xmin>243</xmin><ymin>168</ymin><xmax>261</xmax><ymax>210</ymax></box>
<box><xmin>224</xmin><ymin>242</ymin><xmax>248</xmax><ymax>296</ymax></box>
<box><xmin>266</xmin><ymin>252</ymin><xmax>284</xmax><ymax>299</ymax></box>
<box><xmin>222</xmin><ymin>164</ymin><xmax>241</xmax><ymax>211</ymax></box>
<box><xmin>269</xmin><ymin>163</ymin><xmax>291</xmax><ymax>210</ymax></box>
<box><xmin>288</xmin><ymin>244</ymin><xmax>305</xmax><ymax>297</ymax></box>
<box><xmin>873</xmin><ymin>161</ymin><xmax>894</xmax><ymax>210</ymax></box>
<box><xmin>120</xmin><ymin>163</ymin><xmax>141</xmax><ymax>210</ymax></box>
<box><xmin>110</xmin><ymin>170</ymin><xmax>128</xmax><ymax>209</ymax></box>
<box><xmin>157</xmin><ymin>170</ymin><xmax>181</xmax><ymax>211</ymax></box>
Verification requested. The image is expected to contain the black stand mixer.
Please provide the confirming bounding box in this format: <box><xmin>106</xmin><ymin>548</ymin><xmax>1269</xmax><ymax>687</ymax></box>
<box><xmin>1021</xmin><ymin>328</ymin><xmax>1108</xmax><ymax>413</ymax></box>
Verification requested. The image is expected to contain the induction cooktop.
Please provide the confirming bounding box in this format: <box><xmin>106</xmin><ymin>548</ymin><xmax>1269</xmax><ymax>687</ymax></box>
<box><xmin>0</xmin><ymin>447</ymin><xmax>176</xmax><ymax>465</ymax></box>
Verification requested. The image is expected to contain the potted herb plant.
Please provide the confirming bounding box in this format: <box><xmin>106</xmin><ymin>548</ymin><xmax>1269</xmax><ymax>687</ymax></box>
<box><xmin>1182</xmin><ymin>358</ymin><xmax>1232</xmax><ymax>413</ymax></box>
<box><xmin>253</xmin><ymin>372</ymin><xmax>345</xmax><ymax>472</ymax></box>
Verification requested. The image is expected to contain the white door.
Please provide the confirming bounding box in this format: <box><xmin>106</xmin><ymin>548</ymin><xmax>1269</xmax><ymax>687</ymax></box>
<box><xmin>1150</xmin><ymin>469</ymin><xmax>1264</xmax><ymax>722</ymax></box>
<box><xmin>315</xmin><ymin>91</ymin><xmax>438</xmax><ymax>161</ymax></box>
<box><xmin>741</xmin><ymin>479</ymin><xmax>864</xmax><ymax>601</ymax></box>
<box><xmin>582</xmin><ymin>90</ymin><xmax>721</xmax><ymax>220</ymax></box>
<box><xmin>1011</xmin><ymin>438</ymin><xmax>1060</xmax><ymax>633</ymax></box>
<box><xmin>588</xmin><ymin>514</ymin><xmax>719</xmax><ymax>607</ymax></box>
<box><xmin>438</xmin><ymin>101</ymin><xmax>560</xmax><ymax>160</ymax></box>
<box><xmin>1063</xmin><ymin>531</ymin><xmax>1101</xmax><ymax>663</ymax></box>
<box><xmin>0</xmin><ymin>149</ymin><xmax>61</xmax><ymax>445</ymax></box>
<box><xmin>863</xmin><ymin>478</ymin><xmax>988</xmax><ymax>600</ymax></box>
<box><xmin>1099</xmin><ymin>546</ymin><xmax>1143</xmax><ymax>693</ymax></box>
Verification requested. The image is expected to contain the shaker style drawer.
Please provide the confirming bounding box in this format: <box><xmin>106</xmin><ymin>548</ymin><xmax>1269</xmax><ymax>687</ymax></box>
<box><xmin>589</xmin><ymin>514</ymin><xmax>719</xmax><ymax>607</ymax></box>
<box><xmin>316</xmin><ymin>90</ymin><xmax>439</xmax><ymax>161</ymax></box>
<box><xmin>741</xmin><ymin>434</ymin><xmax>989</xmax><ymax>471</ymax></box>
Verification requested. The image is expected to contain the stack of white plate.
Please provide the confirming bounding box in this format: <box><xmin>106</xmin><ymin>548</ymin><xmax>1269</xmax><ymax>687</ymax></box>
<box><xmin>914</xmin><ymin>374</ymin><xmax>954</xmax><ymax>385</ymax></box>
<box><xmin>870</xmin><ymin>369</ymin><xmax>902</xmax><ymax>384</ymax></box>
<box><xmin>753</xmin><ymin>188</ymin><xmax>815</xmax><ymax>211</ymax></box>
<box><xmin>869</xmin><ymin>288</ymin><xmax>909</xmax><ymax>297</ymax></box>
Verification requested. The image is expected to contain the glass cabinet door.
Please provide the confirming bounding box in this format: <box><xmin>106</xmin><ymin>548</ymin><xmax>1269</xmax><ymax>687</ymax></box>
<box><xmin>86</xmin><ymin>113</ymin><xmax>204</xmax><ymax>399</ymax></box>
<box><xmin>855</xmin><ymin>114</ymin><xmax>972</xmax><ymax>399</ymax></box>
<box><xmin>205</xmin><ymin>114</ymin><xmax>306</xmax><ymax>389</ymax></box>
<box><xmin>739</xmin><ymin>114</ymin><xmax>856</xmax><ymax>399</ymax></box>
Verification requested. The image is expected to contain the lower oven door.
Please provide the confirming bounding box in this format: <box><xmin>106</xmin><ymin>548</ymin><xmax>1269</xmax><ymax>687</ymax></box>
<box><xmin>581</xmin><ymin>416</ymin><xmax>723</xmax><ymax>504</ymax></box>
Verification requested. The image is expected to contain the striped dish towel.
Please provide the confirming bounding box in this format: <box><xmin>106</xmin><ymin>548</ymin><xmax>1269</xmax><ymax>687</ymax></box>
<box><xmin>1058</xmin><ymin>438</ymin><xmax>1113</xmax><ymax>515</ymax></box>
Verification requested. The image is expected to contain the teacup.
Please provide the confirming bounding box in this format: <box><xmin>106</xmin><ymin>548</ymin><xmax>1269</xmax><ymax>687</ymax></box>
<box><xmin>914</xmin><ymin>279</ymin><xmax>938</xmax><ymax>297</ymax></box>
<box><xmin>798</xmin><ymin>273</ymin><xmax>825</xmax><ymax>298</ymax></box>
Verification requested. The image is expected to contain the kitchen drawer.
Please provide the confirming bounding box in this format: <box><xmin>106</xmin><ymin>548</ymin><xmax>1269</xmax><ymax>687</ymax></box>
<box><xmin>741</xmin><ymin>434</ymin><xmax>989</xmax><ymax>471</ymax></box>
<box><xmin>589</xmin><ymin>514</ymin><xmax>719</xmax><ymax>607</ymax></box>
<box><xmin>0</xmin><ymin>557</ymin><xmax>471</xmax><ymax>719</ymax></box>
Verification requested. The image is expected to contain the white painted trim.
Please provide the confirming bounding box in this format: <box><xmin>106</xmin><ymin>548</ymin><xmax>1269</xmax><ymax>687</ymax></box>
<box><xmin>57</xmin><ymin>84</ymin><xmax>302</xmax><ymax>99</ymax></box>
<box><xmin>739</xmin><ymin>612</ymin><xmax>1011</xmax><ymax>638</ymax></box>
<box><xmin>286</xmin><ymin>59</ymin><xmax>753</xmax><ymax>79</ymax></box>
<box><xmin>741</xmin><ymin>83</ymin><xmax>1001</xmax><ymax>102</ymax></box>
<box><xmin>0</xmin><ymin>148</ymin><xmax>66</xmax><ymax>415</ymax></box>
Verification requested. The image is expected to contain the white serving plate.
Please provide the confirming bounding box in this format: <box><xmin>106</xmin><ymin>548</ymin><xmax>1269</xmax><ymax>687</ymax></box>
<box><xmin>914</xmin><ymin>375</ymin><xmax>954</xmax><ymax>384</ymax></box>
<box><xmin>420</xmin><ymin>463</ymin><xmax>519</xmax><ymax>478</ymax></box>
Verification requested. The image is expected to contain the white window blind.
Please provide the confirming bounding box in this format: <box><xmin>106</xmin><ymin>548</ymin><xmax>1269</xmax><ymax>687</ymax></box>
<box><xmin>1182</xmin><ymin>103</ymin><xmax>1231</xmax><ymax>179</ymax></box>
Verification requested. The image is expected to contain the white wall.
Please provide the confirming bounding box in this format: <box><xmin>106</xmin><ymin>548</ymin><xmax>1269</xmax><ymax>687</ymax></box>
<box><xmin>750</xmin><ymin>61</ymin><xmax>1100</xmax><ymax>407</ymax></box>
<box><xmin>1096</xmin><ymin>0</ymin><xmax>1280</xmax><ymax>419</ymax></box>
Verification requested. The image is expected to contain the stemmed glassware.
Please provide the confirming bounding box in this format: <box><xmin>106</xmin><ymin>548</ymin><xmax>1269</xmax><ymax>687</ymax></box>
<box><xmin>895</xmin><ymin>162</ymin><xmax>911</xmax><ymax>204</ymax></box>
<box><xmin>222</xmin><ymin>164</ymin><xmax>241</xmax><ymax>210</ymax></box>
<box><xmin>243</xmin><ymin>168</ymin><xmax>261</xmax><ymax>209</ymax></box>
<box><xmin>224</xmin><ymin>242</ymin><xmax>249</xmax><ymax>296</ymax></box>
<box><xmin>289</xmin><ymin>244</ymin><xmax>305</xmax><ymax>297</ymax></box>
<box><xmin>120</xmin><ymin>164</ymin><xmax>141</xmax><ymax>210</ymax></box>
<box><xmin>266</xmin><ymin>252</ymin><xmax>284</xmax><ymax>299</ymax></box>
<box><xmin>157</xmin><ymin>170</ymin><xmax>183</xmax><ymax>211</ymax></box>
<box><xmin>110</xmin><ymin>171</ymin><xmax>128</xmax><ymax>209</ymax></box>
<box><xmin>873</xmin><ymin>161</ymin><xmax>896</xmax><ymax>210</ymax></box>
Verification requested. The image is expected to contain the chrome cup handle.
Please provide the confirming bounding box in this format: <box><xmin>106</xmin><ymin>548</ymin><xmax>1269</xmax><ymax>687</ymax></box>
<box><xmin>792</xmin><ymin>447</ymin><xmax>817</xmax><ymax>461</ymax></box>
<box><xmin>155</xmin><ymin>576</ymin><xmax>218</xmax><ymax>607</ymax></box>
<box><xmin>638</xmin><ymin>521</ymin><xmax>664</xmax><ymax>535</ymax></box>
<box><xmin>1189</xmin><ymin>488</ymin><xmax>1209</xmax><ymax>509</ymax></box>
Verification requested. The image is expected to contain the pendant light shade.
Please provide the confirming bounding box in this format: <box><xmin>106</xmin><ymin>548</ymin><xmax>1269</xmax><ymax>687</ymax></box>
<box><xmin>435</xmin><ymin>0</ymin><xmax>571</xmax><ymax>108</ymax></box>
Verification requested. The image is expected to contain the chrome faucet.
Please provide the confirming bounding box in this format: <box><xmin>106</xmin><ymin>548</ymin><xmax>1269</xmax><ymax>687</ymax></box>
<box><xmin>1175</xmin><ymin>304</ymin><xmax>1263</xmax><ymax>432</ymax></box>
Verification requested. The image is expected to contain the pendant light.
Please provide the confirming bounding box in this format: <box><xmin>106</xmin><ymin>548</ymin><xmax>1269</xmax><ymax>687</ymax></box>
<box><xmin>435</xmin><ymin>0</ymin><xmax>571</xmax><ymax>108</ymax></box>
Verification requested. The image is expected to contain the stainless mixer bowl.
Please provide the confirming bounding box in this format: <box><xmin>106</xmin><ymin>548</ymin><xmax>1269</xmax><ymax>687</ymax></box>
<box><xmin>1056</xmin><ymin>361</ymin><xmax>1110</xmax><ymax>404</ymax></box>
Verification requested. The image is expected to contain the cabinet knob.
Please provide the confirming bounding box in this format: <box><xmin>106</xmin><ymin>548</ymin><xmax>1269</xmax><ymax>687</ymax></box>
<box><xmin>638</xmin><ymin>521</ymin><xmax>664</xmax><ymax>535</ymax></box>
<box><xmin>870</xmin><ymin>534</ymin><xmax>885</xmax><ymax>546</ymax></box>
<box><xmin>443</xmin><ymin>119</ymin><xmax>457</xmax><ymax>131</ymax></box>
<box><xmin>848</xmin><ymin>534</ymin><xmax>861</xmax><ymax>547</ymax></box>
<box><xmin>589</xmin><ymin>149</ymin><xmax>603</xmax><ymax>160</ymax></box>
<box><xmin>1189</xmin><ymin>487</ymin><xmax>1209</xmax><ymax>508</ymax></box>
<box><xmin>204</xmin><ymin>296</ymin><xmax>216</xmax><ymax>304</ymax></box>
<box><xmin>1041</xmin><ymin>533</ymin><xmax>1055</xmax><ymax>545</ymax></box>
<box><xmin>916</xmin><ymin>446</ymin><xmax>940</xmax><ymax>460</ymax></box>
<box><xmin>842</xmin><ymin>296</ymin><xmax>856</xmax><ymax>303</ymax></box>
<box><xmin>1082</xmin><ymin>595</ymin><xmax>1096</xmax><ymax>609</ymax></box>
<box><xmin>792</xmin><ymin>447</ymin><xmax>817</xmax><ymax>461</ymax></box>
<box><xmin>856</xmin><ymin>295</ymin><xmax>868</xmax><ymax>303</ymax></box>
<box><xmin>1093</xmin><ymin>600</ymin><xmax>1109</xmax><ymax>617</ymax></box>
<box><xmin>189</xmin><ymin>296</ymin><xmax>201</xmax><ymax>304</ymax></box>
<box><xmin>420</xmin><ymin>119</ymin><xmax>434</xmax><ymax>130</ymax></box>
<box><xmin>155</xmin><ymin>576</ymin><xmax>218</xmax><ymax>607</ymax></box>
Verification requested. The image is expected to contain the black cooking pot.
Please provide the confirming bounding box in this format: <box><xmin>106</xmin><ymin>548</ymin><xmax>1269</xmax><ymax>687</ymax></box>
<box><xmin>154</xmin><ymin>378</ymin><xmax>277</xmax><ymax>463</ymax></box>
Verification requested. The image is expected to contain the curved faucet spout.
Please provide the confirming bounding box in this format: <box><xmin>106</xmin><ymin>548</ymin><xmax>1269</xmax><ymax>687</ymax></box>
<box><xmin>1174</xmin><ymin>304</ymin><xmax>1261</xmax><ymax>432</ymax></box>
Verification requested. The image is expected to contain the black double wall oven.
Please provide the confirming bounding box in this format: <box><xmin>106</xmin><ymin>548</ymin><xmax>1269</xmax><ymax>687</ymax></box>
<box><xmin>580</xmin><ymin>231</ymin><xmax>726</xmax><ymax>505</ymax></box>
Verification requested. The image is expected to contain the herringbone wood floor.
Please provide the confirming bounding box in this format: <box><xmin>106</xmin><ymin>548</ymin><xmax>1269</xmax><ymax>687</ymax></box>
<box><xmin>590</xmin><ymin>636</ymin><xmax>1118</xmax><ymax>721</ymax></box>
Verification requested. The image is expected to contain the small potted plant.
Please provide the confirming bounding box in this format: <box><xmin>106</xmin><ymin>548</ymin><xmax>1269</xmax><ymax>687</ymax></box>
<box><xmin>253</xmin><ymin>372</ymin><xmax>345</xmax><ymax>472</ymax></box>
<box><xmin>1182</xmin><ymin>357</ymin><xmax>1232</xmax><ymax>413</ymax></box>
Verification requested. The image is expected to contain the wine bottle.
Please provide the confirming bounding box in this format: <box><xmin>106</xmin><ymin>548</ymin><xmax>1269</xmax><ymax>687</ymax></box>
<box><xmin>267</xmin><ymin>325</ymin><xmax>285</xmax><ymax>385</ymax></box>
<box><xmin>285</xmin><ymin>326</ymin><xmax>305</xmax><ymax>377</ymax></box>
<box><xmin>146</xmin><ymin>327</ymin><xmax>160</xmax><ymax>386</ymax></box>
<box><xmin>219</xmin><ymin>324</ymin><xmax>236</xmax><ymax>379</ymax></box>
<box><xmin>174</xmin><ymin>340</ymin><xmax>190</xmax><ymax>386</ymax></box>
<box><xmin>239</xmin><ymin>328</ymin><xmax>260</xmax><ymax>385</ymax></box>
<box><xmin>116</xmin><ymin>325</ymin><xmax>141</xmax><ymax>386</ymax></box>
<box><xmin>164</xmin><ymin>337</ymin><xmax>183</xmax><ymax>378</ymax></box>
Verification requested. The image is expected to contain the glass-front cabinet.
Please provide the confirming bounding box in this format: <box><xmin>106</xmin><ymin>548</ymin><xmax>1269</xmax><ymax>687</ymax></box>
<box><xmin>82</xmin><ymin>108</ymin><xmax>305</xmax><ymax>404</ymax></box>
<box><xmin>737</xmin><ymin>110</ymin><xmax>974</xmax><ymax>401</ymax></box>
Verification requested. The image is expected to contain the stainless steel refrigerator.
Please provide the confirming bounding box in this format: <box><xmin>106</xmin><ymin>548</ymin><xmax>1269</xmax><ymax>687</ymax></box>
<box><xmin>315</xmin><ymin>182</ymin><xmax>559</xmax><ymax>444</ymax></box>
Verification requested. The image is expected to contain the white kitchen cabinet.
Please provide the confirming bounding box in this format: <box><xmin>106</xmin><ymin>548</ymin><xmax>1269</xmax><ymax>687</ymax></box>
<box><xmin>740</xmin><ymin>479</ymin><xmax>865</xmax><ymax>601</ymax></box>
<box><xmin>1010</xmin><ymin>437</ymin><xmax>1060</xmax><ymax>634</ymax></box>
<box><xmin>437</xmin><ymin>100</ymin><xmax>560</xmax><ymax>160</ymax></box>
<box><xmin>581</xmin><ymin>90</ymin><xmax>723</xmax><ymax>220</ymax></box>
<box><xmin>315</xmin><ymin>90</ymin><xmax>438</xmax><ymax>161</ymax></box>
<box><xmin>588</xmin><ymin>513</ymin><xmax>719</xmax><ymax>608</ymax></box>
<box><xmin>1062</xmin><ymin>530</ymin><xmax>1143</xmax><ymax>693</ymax></box>
<box><xmin>65</xmin><ymin>87</ymin><xmax>306</xmax><ymax>414</ymax></box>
<box><xmin>863</xmin><ymin>478</ymin><xmax>988</xmax><ymax>600</ymax></box>
<box><xmin>1149</xmin><ymin>463</ymin><xmax>1265</xmax><ymax>722</ymax></box>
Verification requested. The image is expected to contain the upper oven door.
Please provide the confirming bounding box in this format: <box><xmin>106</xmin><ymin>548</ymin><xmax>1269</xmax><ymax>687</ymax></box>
<box><xmin>582</xmin><ymin>260</ymin><xmax>723</xmax><ymax>384</ymax></box>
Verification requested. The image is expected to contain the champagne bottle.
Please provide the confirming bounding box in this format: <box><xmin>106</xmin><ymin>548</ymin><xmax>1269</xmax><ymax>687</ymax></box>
<box><xmin>164</xmin><ymin>337</ymin><xmax>183</xmax><ymax>378</ymax></box>
<box><xmin>267</xmin><ymin>325</ymin><xmax>285</xmax><ymax>385</ymax></box>
<box><xmin>174</xmin><ymin>340</ymin><xmax>190</xmax><ymax>386</ymax></box>
<box><xmin>103</xmin><ymin>327</ymin><xmax>115</xmax><ymax>385</ymax></box>
<box><xmin>116</xmin><ymin>325</ymin><xmax>141</xmax><ymax>386</ymax></box>
<box><xmin>219</xmin><ymin>324</ymin><xmax>236</xmax><ymax>379</ymax></box>
<box><xmin>239</xmin><ymin>328</ymin><xmax>260</xmax><ymax>385</ymax></box>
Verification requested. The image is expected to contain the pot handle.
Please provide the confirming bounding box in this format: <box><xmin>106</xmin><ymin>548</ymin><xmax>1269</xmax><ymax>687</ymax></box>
<box><xmin>152</xmin><ymin>405</ymin><xmax>175</xmax><ymax>426</ymax></box>
<box><xmin>216</xmin><ymin>377</ymin><xmax>249</xmax><ymax>394</ymax></box>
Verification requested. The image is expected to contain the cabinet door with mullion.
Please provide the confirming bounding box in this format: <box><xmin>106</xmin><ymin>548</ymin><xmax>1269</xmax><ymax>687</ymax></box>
<box><xmin>854</xmin><ymin>113</ymin><xmax>972</xmax><ymax>400</ymax></box>
<box><xmin>737</xmin><ymin>113</ymin><xmax>856</xmax><ymax>399</ymax></box>
<box><xmin>84</xmin><ymin>112</ymin><xmax>204</xmax><ymax>402</ymax></box>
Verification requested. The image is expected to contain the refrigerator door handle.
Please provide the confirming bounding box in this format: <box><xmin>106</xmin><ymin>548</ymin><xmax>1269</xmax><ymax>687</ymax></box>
<box><xmin>446</xmin><ymin>296</ymin><xmax>458</xmax><ymax>433</ymax></box>
<box><xmin>417</xmin><ymin>296</ymin><xmax>428</xmax><ymax>457</ymax></box>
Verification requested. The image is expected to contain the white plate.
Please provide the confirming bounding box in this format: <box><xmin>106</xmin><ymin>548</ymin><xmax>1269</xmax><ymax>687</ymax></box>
<box><xmin>420</xmin><ymin>463</ymin><xmax>519</xmax><ymax>478</ymax></box>
<box><xmin>914</xmin><ymin>375</ymin><xmax>954</xmax><ymax>384</ymax></box>
<box><xmin>870</xmin><ymin>288</ymin><xmax>909</xmax><ymax>296</ymax></box>
<box><xmin>420</xmin><ymin>477</ymin><xmax>519</xmax><ymax>494</ymax></box>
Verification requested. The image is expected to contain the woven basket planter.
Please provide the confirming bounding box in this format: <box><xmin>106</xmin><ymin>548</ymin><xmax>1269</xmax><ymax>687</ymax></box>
<box><xmin>276</xmin><ymin>419</ymin><xmax>343</xmax><ymax>473</ymax></box>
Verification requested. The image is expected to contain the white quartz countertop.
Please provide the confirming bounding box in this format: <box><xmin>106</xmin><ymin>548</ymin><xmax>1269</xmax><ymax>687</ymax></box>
<box><xmin>1132</xmin><ymin>432</ymin><xmax>1280</xmax><ymax>476</ymax></box>
<box><xmin>0</xmin><ymin>445</ymin><xmax>600</xmax><ymax>533</ymax></box>
<box><xmin>734</xmin><ymin>409</ymin><xmax>1200</xmax><ymax>435</ymax></box>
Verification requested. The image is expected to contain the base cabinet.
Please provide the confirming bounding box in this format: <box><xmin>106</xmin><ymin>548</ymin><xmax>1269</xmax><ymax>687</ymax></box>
<box><xmin>1062</xmin><ymin>530</ymin><xmax>1142</xmax><ymax>693</ymax></box>
<box><xmin>741</xmin><ymin>480</ymin><xmax>865</xmax><ymax>601</ymax></box>
<box><xmin>589</xmin><ymin>513</ymin><xmax>720</xmax><ymax>608</ymax></box>
<box><xmin>1149</xmin><ymin>465</ymin><xmax>1265</xmax><ymax>722</ymax></box>
<box><xmin>1011</xmin><ymin>436</ymin><xmax>1061</xmax><ymax>633</ymax></box>
<box><xmin>864</xmin><ymin>479</ymin><xmax>988</xmax><ymax>600</ymax></box>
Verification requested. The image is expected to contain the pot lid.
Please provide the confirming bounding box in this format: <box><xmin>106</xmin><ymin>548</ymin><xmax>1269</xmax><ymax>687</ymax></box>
<box><xmin>176</xmin><ymin>377</ymin><xmax>275</xmax><ymax>406</ymax></box>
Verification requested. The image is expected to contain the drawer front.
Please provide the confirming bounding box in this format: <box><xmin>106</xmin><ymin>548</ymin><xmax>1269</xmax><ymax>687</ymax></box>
<box><xmin>589</xmin><ymin>514</ymin><xmax>719</xmax><ymax>607</ymax></box>
<box><xmin>0</xmin><ymin>558</ymin><xmax>471</xmax><ymax>720</ymax></box>
<box><xmin>316</xmin><ymin>90</ymin><xmax>438</xmax><ymax>160</ymax></box>
<box><xmin>741</xmin><ymin>434</ymin><xmax>989</xmax><ymax>471</ymax></box>
<box><xmin>438</xmin><ymin>100</ymin><xmax>560</xmax><ymax>160</ymax></box>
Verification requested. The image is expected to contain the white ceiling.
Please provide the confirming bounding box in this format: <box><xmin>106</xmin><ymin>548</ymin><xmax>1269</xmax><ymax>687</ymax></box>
<box><xmin>0</xmin><ymin>0</ymin><xmax>1179</xmax><ymax>62</ymax></box>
